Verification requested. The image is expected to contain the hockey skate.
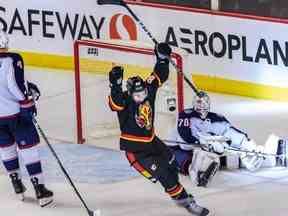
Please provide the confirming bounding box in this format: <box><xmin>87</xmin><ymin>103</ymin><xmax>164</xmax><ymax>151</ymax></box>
<box><xmin>175</xmin><ymin>194</ymin><xmax>209</xmax><ymax>216</ymax></box>
<box><xmin>9</xmin><ymin>173</ymin><xmax>26</xmax><ymax>201</ymax></box>
<box><xmin>31</xmin><ymin>177</ymin><xmax>53</xmax><ymax>207</ymax></box>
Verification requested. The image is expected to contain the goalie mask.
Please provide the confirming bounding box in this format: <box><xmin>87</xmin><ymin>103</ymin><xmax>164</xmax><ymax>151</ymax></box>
<box><xmin>0</xmin><ymin>30</ymin><xmax>9</xmax><ymax>49</ymax></box>
<box><xmin>193</xmin><ymin>91</ymin><xmax>210</xmax><ymax>119</ymax></box>
<box><xmin>127</xmin><ymin>76</ymin><xmax>148</xmax><ymax>103</ymax></box>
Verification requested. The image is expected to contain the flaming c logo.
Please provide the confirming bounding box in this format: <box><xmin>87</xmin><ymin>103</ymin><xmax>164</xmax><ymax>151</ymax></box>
<box><xmin>110</xmin><ymin>13</ymin><xmax>138</xmax><ymax>40</ymax></box>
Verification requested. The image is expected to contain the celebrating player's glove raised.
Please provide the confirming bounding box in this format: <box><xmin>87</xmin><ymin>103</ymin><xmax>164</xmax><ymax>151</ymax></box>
<box><xmin>109</xmin><ymin>66</ymin><xmax>123</xmax><ymax>87</ymax></box>
<box><xmin>154</xmin><ymin>42</ymin><xmax>172</xmax><ymax>62</ymax></box>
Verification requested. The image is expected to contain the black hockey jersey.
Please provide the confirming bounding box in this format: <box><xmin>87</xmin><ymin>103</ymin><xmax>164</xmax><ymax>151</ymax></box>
<box><xmin>108</xmin><ymin>60</ymin><xmax>169</xmax><ymax>152</ymax></box>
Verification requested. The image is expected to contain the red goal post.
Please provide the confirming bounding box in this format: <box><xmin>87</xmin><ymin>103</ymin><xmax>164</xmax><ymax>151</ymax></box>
<box><xmin>74</xmin><ymin>39</ymin><xmax>186</xmax><ymax>144</ymax></box>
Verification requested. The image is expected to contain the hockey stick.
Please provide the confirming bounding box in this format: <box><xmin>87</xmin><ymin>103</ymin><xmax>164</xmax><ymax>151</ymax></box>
<box><xmin>32</xmin><ymin>117</ymin><xmax>101</xmax><ymax>216</ymax></box>
<box><xmin>97</xmin><ymin>0</ymin><xmax>200</xmax><ymax>95</ymax></box>
<box><xmin>33</xmin><ymin>116</ymin><xmax>101</xmax><ymax>216</ymax></box>
<box><xmin>29</xmin><ymin>89</ymin><xmax>101</xmax><ymax>216</ymax></box>
<box><xmin>164</xmin><ymin>139</ymin><xmax>285</xmax><ymax>158</ymax></box>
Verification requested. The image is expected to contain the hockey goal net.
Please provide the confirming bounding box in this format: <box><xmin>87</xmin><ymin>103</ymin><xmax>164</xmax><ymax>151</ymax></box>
<box><xmin>74</xmin><ymin>39</ymin><xmax>189</xmax><ymax>145</ymax></box>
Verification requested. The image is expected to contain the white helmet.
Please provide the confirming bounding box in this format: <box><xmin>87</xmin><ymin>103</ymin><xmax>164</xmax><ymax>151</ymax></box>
<box><xmin>193</xmin><ymin>91</ymin><xmax>210</xmax><ymax>119</ymax></box>
<box><xmin>0</xmin><ymin>30</ymin><xmax>9</xmax><ymax>49</ymax></box>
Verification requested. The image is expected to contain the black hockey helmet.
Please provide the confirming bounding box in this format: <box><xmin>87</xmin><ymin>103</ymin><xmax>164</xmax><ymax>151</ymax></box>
<box><xmin>126</xmin><ymin>76</ymin><xmax>146</xmax><ymax>95</ymax></box>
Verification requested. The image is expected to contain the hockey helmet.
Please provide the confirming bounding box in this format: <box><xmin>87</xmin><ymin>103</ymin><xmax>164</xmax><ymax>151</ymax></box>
<box><xmin>0</xmin><ymin>30</ymin><xmax>9</xmax><ymax>49</ymax></box>
<box><xmin>193</xmin><ymin>91</ymin><xmax>210</xmax><ymax>119</ymax></box>
<box><xmin>127</xmin><ymin>76</ymin><xmax>147</xmax><ymax>103</ymax></box>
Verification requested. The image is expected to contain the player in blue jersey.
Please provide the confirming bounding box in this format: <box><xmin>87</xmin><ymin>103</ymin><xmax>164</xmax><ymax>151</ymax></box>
<box><xmin>166</xmin><ymin>91</ymin><xmax>286</xmax><ymax>187</ymax></box>
<box><xmin>0</xmin><ymin>30</ymin><xmax>53</xmax><ymax>207</ymax></box>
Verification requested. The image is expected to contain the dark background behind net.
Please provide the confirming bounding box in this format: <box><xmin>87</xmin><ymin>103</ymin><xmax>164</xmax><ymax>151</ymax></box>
<box><xmin>133</xmin><ymin>0</ymin><xmax>288</xmax><ymax>19</ymax></box>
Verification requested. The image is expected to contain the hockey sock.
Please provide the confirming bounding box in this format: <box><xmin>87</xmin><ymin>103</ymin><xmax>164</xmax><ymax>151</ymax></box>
<box><xmin>20</xmin><ymin>145</ymin><xmax>44</xmax><ymax>184</ymax></box>
<box><xmin>167</xmin><ymin>183</ymin><xmax>188</xmax><ymax>200</ymax></box>
<box><xmin>0</xmin><ymin>144</ymin><xmax>20</xmax><ymax>175</ymax></box>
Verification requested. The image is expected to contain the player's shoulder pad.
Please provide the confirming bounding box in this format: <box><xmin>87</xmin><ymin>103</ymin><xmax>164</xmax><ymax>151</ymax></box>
<box><xmin>145</xmin><ymin>74</ymin><xmax>157</xmax><ymax>85</ymax></box>
<box><xmin>207</xmin><ymin>112</ymin><xmax>228</xmax><ymax>122</ymax></box>
<box><xmin>0</xmin><ymin>52</ymin><xmax>24</xmax><ymax>69</ymax></box>
<box><xmin>178</xmin><ymin>108</ymin><xmax>198</xmax><ymax>118</ymax></box>
<box><xmin>183</xmin><ymin>108</ymin><xmax>193</xmax><ymax>114</ymax></box>
<box><xmin>0</xmin><ymin>52</ymin><xmax>23</xmax><ymax>61</ymax></box>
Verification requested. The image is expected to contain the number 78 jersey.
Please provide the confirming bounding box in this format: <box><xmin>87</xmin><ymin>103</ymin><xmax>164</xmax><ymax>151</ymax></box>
<box><xmin>166</xmin><ymin>108</ymin><xmax>231</xmax><ymax>151</ymax></box>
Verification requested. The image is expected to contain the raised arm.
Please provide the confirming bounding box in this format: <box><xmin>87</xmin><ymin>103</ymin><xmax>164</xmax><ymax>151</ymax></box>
<box><xmin>146</xmin><ymin>43</ymin><xmax>172</xmax><ymax>89</ymax></box>
<box><xmin>108</xmin><ymin>66</ymin><xmax>126</xmax><ymax>112</ymax></box>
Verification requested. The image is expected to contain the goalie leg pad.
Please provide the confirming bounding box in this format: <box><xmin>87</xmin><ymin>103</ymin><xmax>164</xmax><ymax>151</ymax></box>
<box><xmin>276</xmin><ymin>139</ymin><xmax>288</xmax><ymax>167</ymax></box>
<box><xmin>263</xmin><ymin>134</ymin><xmax>287</xmax><ymax>167</ymax></box>
<box><xmin>189</xmin><ymin>149</ymin><xmax>220</xmax><ymax>187</ymax></box>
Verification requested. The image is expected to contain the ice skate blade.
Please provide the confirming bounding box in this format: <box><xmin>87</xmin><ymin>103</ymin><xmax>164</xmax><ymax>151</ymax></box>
<box><xmin>186</xmin><ymin>206</ymin><xmax>209</xmax><ymax>216</ymax></box>
<box><xmin>39</xmin><ymin>197</ymin><xmax>54</xmax><ymax>207</ymax></box>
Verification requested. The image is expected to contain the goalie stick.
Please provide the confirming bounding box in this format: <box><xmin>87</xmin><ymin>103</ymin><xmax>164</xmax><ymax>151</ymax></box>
<box><xmin>30</xmin><ymin>93</ymin><xmax>101</xmax><ymax>216</ymax></box>
<box><xmin>97</xmin><ymin>0</ymin><xmax>201</xmax><ymax>96</ymax></box>
<box><xmin>164</xmin><ymin>139</ymin><xmax>286</xmax><ymax>158</ymax></box>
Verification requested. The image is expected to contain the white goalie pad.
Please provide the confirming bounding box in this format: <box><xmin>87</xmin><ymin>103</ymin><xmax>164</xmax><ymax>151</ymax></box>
<box><xmin>239</xmin><ymin>135</ymin><xmax>281</xmax><ymax>171</ymax></box>
<box><xmin>189</xmin><ymin>149</ymin><xmax>220</xmax><ymax>187</ymax></box>
<box><xmin>240</xmin><ymin>153</ymin><xmax>264</xmax><ymax>172</ymax></box>
<box><xmin>240</xmin><ymin>139</ymin><xmax>264</xmax><ymax>171</ymax></box>
<box><xmin>262</xmin><ymin>134</ymin><xmax>281</xmax><ymax>167</ymax></box>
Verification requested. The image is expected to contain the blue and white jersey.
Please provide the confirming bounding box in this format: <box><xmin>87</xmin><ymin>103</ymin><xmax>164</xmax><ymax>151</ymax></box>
<box><xmin>167</xmin><ymin>108</ymin><xmax>231</xmax><ymax>151</ymax></box>
<box><xmin>0</xmin><ymin>52</ymin><xmax>27</xmax><ymax>118</ymax></box>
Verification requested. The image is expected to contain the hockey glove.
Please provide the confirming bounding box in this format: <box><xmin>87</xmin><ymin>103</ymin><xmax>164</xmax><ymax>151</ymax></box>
<box><xmin>109</xmin><ymin>66</ymin><xmax>123</xmax><ymax>87</ymax></box>
<box><xmin>155</xmin><ymin>42</ymin><xmax>172</xmax><ymax>62</ymax></box>
<box><xmin>27</xmin><ymin>81</ymin><xmax>41</xmax><ymax>101</ymax></box>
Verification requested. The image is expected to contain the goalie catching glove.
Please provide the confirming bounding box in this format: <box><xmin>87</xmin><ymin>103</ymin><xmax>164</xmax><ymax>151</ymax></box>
<box><xmin>198</xmin><ymin>133</ymin><xmax>230</xmax><ymax>155</ymax></box>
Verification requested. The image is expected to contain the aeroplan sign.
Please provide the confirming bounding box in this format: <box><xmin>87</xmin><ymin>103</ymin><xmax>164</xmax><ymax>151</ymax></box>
<box><xmin>165</xmin><ymin>26</ymin><xmax>288</xmax><ymax>68</ymax></box>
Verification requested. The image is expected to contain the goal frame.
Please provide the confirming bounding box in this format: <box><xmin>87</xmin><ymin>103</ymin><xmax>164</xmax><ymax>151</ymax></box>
<box><xmin>74</xmin><ymin>39</ymin><xmax>185</xmax><ymax>144</ymax></box>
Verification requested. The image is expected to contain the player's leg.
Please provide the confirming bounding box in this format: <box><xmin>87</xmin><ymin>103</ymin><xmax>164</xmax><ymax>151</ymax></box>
<box><xmin>189</xmin><ymin>149</ymin><xmax>220</xmax><ymax>187</ymax></box>
<box><xmin>170</xmin><ymin>147</ymin><xmax>193</xmax><ymax>176</ymax></box>
<box><xmin>14</xmin><ymin>119</ymin><xmax>53</xmax><ymax>207</ymax></box>
<box><xmin>126</xmin><ymin>138</ymin><xmax>209</xmax><ymax>216</ymax></box>
<box><xmin>170</xmin><ymin>146</ymin><xmax>219</xmax><ymax>187</ymax></box>
<box><xmin>0</xmin><ymin>120</ymin><xmax>26</xmax><ymax>200</ymax></box>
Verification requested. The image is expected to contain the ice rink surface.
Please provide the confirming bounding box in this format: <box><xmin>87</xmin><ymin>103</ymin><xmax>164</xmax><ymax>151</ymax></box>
<box><xmin>1</xmin><ymin>68</ymin><xmax>288</xmax><ymax>216</ymax></box>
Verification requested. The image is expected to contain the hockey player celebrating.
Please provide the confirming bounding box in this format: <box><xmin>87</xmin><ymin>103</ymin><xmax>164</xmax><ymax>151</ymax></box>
<box><xmin>166</xmin><ymin>91</ymin><xmax>286</xmax><ymax>187</ymax></box>
<box><xmin>0</xmin><ymin>31</ymin><xmax>53</xmax><ymax>207</ymax></box>
<box><xmin>108</xmin><ymin>42</ymin><xmax>209</xmax><ymax>216</ymax></box>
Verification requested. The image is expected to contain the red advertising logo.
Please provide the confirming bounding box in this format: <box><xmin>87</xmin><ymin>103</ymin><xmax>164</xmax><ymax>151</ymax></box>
<box><xmin>110</xmin><ymin>13</ymin><xmax>137</xmax><ymax>40</ymax></box>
